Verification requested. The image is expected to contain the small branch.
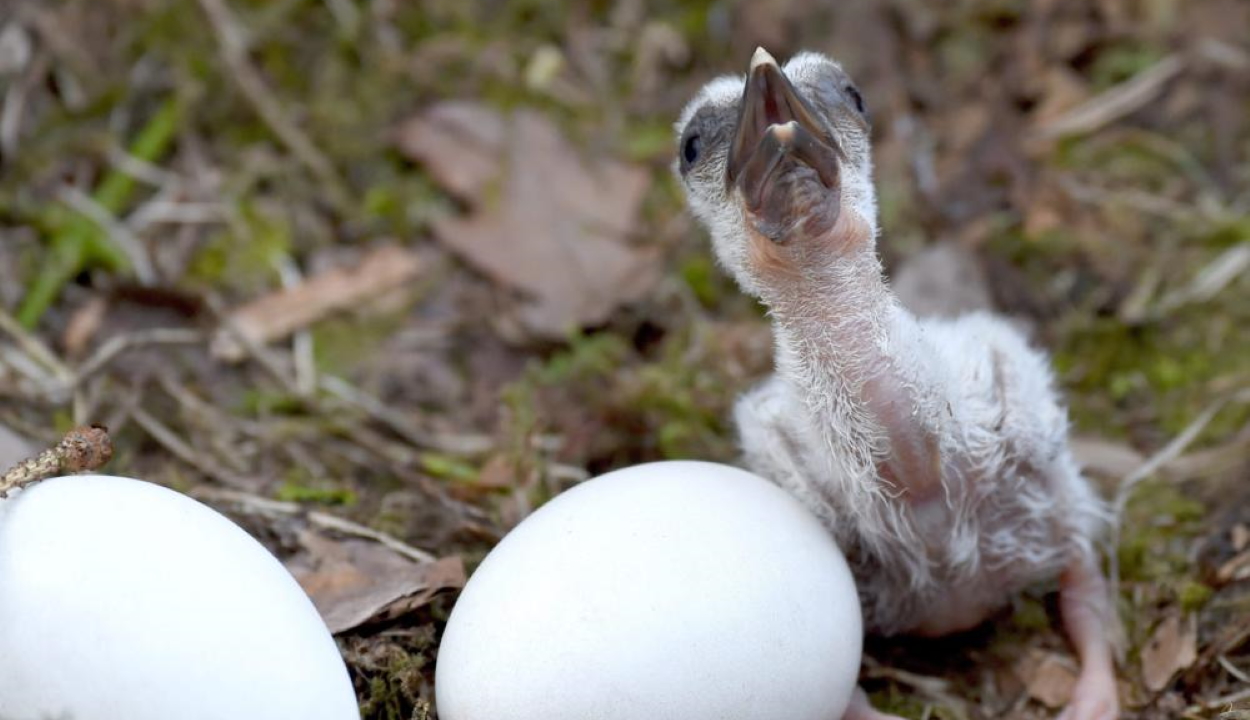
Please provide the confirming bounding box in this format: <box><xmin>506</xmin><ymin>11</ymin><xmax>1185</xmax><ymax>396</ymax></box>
<box><xmin>192</xmin><ymin>486</ymin><xmax>438</xmax><ymax>564</ymax></box>
<box><xmin>0</xmin><ymin>425</ymin><xmax>114</xmax><ymax>498</ymax></box>
<box><xmin>56</xmin><ymin>185</ymin><xmax>156</xmax><ymax>285</ymax></box>
<box><xmin>74</xmin><ymin>328</ymin><xmax>204</xmax><ymax>385</ymax></box>
<box><xmin>131</xmin><ymin>406</ymin><xmax>256</xmax><ymax>490</ymax></box>
<box><xmin>0</xmin><ymin>306</ymin><xmax>73</xmax><ymax>384</ymax></box>
<box><xmin>1031</xmin><ymin>54</ymin><xmax>1184</xmax><ymax>141</ymax></box>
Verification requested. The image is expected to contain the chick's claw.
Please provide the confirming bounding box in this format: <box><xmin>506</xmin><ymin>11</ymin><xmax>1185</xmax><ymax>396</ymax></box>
<box><xmin>1056</xmin><ymin>675</ymin><xmax>1119</xmax><ymax>720</ymax></box>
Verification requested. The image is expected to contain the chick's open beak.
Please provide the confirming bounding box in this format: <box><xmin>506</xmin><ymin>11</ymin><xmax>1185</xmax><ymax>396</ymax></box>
<box><xmin>726</xmin><ymin>48</ymin><xmax>840</xmax><ymax>198</ymax></box>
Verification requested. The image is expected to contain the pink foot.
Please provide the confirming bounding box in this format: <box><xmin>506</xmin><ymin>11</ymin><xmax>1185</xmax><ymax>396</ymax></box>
<box><xmin>1055</xmin><ymin>667</ymin><xmax>1118</xmax><ymax>720</ymax></box>
<box><xmin>1056</xmin><ymin>556</ymin><xmax>1120</xmax><ymax>720</ymax></box>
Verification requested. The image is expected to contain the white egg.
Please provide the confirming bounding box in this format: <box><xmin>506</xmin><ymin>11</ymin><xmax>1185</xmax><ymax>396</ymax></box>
<box><xmin>0</xmin><ymin>475</ymin><xmax>359</xmax><ymax>720</ymax></box>
<box><xmin>436</xmin><ymin>460</ymin><xmax>861</xmax><ymax>720</ymax></box>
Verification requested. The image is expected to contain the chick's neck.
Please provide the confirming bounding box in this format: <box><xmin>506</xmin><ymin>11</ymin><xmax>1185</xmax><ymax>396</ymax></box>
<box><xmin>760</xmin><ymin>243</ymin><xmax>949</xmax><ymax>507</ymax></box>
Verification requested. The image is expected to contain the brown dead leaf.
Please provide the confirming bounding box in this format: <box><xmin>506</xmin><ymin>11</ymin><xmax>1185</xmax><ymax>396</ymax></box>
<box><xmin>396</xmin><ymin>102</ymin><xmax>659</xmax><ymax>339</ymax></box>
<box><xmin>1015</xmin><ymin>648</ymin><xmax>1078</xmax><ymax>709</ymax></box>
<box><xmin>394</xmin><ymin>103</ymin><xmax>506</xmax><ymax>202</ymax></box>
<box><xmin>287</xmin><ymin>531</ymin><xmax>466</xmax><ymax>634</ymax></box>
<box><xmin>62</xmin><ymin>295</ymin><xmax>108</xmax><ymax>359</ymax></box>
<box><xmin>211</xmin><ymin>245</ymin><xmax>422</xmax><ymax>361</ymax></box>
<box><xmin>1141</xmin><ymin>613</ymin><xmax>1198</xmax><ymax>692</ymax></box>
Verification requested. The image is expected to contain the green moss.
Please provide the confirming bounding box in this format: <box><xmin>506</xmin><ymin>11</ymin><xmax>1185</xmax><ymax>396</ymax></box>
<box><xmin>1117</xmin><ymin>480</ymin><xmax>1206</xmax><ymax>584</ymax></box>
<box><xmin>1009</xmin><ymin>595</ymin><xmax>1052</xmax><ymax>633</ymax></box>
<box><xmin>1054</xmin><ymin>298</ymin><xmax>1250</xmax><ymax>441</ymax></box>
<box><xmin>185</xmin><ymin>201</ymin><xmax>292</xmax><ymax>292</ymax></box>
<box><xmin>1089</xmin><ymin>42</ymin><xmax>1167</xmax><ymax>89</ymax></box>
<box><xmin>1201</xmin><ymin>218</ymin><xmax>1250</xmax><ymax>250</ymax></box>
<box><xmin>1178</xmin><ymin>581</ymin><xmax>1214</xmax><ymax>612</ymax></box>
<box><xmin>237</xmin><ymin>390</ymin><xmax>307</xmax><ymax>417</ymax></box>
<box><xmin>680</xmin><ymin>255</ymin><xmax>720</xmax><ymax>308</ymax></box>
<box><xmin>356</xmin><ymin>649</ymin><xmax>429</xmax><ymax>720</ymax></box>
<box><xmin>624</xmin><ymin>120</ymin><xmax>676</xmax><ymax>162</ymax></box>
<box><xmin>417</xmin><ymin>452</ymin><xmax>480</xmax><ymax>484</ymax></box>
<box><xmin>275</xmin><ymin>479</ymin><xmax>357</xmax><ymax>506</ymax></box>
<box><xmin>867</xmin><ymin>684</ymin><xmax>930</xmax><ymax>719</ymax></box>
<box><xmin>311</xmin><ymin>310</ymin><xmax>410</xmax><ymax>376</ymax></box>
<box><xmin>533</xmin><ymin>332</ymin><xmax>632</xmax><ymax>385</ymax></box>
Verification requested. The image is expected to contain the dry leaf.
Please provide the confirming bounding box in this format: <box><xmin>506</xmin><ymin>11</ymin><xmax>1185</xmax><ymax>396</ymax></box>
<box><xmin>287</xmin><ymin>531</ymin><xmax>466</xmax><ymax>634</ymax></box>
<box><xmin>1141</xmin><ymin>613</ymin><xmax>1198</xmax><ymax>692</ymax></box>
<box><xmin>212</xmin><ymin>245</ymin><xmax>422</xmax><ymax>361</ymax></box>
<box><xmin>397</xmin><ymin>102</ymin><xmax>659</xmax><ymax>338</ymax></box>
<box><xmin>1015</xmin><ymin>648</ymin><xmax>1078</xmax><ymax>709</ymax></box>
<box><xmin>62</xmin><ymin>295</ymin><xmax>108</xmax><ymax>359</ymax></box>
<box><xmin>395</xmin><ymin>103</ymin><xmax>506</xmax><ymax>202</ymax></box>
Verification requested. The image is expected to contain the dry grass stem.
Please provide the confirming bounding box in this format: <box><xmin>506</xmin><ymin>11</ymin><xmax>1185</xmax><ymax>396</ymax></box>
<box><xmin>192</xmin><ymin>486</ymin><xmax>438</xmax><ymax>564</ymax></box>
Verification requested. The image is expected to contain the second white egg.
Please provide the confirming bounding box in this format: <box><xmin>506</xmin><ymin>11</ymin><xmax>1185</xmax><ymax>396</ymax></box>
<box><xmin>436</xmin><ymin>460</ymin><xmax>862</xmax><ymax>720</ymax></box>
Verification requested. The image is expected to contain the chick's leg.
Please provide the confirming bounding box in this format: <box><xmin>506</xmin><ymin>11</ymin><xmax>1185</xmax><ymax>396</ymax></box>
<box><xmin>841</xmin><ymin>687</ymin><xmax>906</xmax><ymax>720</ymax></box>
<box><xmin>1056</xmin><ymin>556</ymin><xmax>1119</xmax><ymax>720</ymax></box>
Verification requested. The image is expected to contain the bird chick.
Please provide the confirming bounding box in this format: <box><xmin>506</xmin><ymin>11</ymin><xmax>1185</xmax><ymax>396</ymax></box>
<box><xmin>675</xmin><ymin>48</ymin><xmax>1118</xmax><ymax>720</ymax></box>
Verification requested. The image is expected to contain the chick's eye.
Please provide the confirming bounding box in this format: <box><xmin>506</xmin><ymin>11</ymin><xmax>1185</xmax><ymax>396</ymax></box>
<box><xmin>846</xmin><ymin>85</ymin><xmax>866</xmax><ymax>115</ymax></box>
<box><xmin>681</xmin><ymin>133</ymin><xmax>702</xmax><ymax>169</ymax></box>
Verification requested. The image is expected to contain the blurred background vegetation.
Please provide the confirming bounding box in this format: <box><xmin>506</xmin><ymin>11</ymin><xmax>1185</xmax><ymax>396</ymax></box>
<box><xmin>0</xmin><ymin>0</ymin><xmax>1248</xmax><ymax>717</ymax></box>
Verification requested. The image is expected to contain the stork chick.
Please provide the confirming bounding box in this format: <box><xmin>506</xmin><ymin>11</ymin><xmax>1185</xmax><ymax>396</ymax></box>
<box><xmin>675</xmin><ymin>49</ymin><xmax>1118</xmax><ymax>720</ymax></box>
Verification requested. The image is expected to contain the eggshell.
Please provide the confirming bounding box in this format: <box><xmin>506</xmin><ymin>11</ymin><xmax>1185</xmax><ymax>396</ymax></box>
<box><xmin>436</xmin><ymin>460</ymin><xmax>861</xmax><ymax>720</ymax></box>
<box><xmin>0</xmin><ymin>475</ymin><xmax>359</xmax><ymax>720</ymax></box>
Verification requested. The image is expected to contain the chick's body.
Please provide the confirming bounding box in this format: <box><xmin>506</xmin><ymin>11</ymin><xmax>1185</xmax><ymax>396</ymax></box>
<box><xmin>737</xmin><ymin>308</ymin><xmax>1107</xmax><ymax>636</ymax></box>
<box><xmin>676</xmin><ymin>49</ymin><xmax>1117</xmax><ymax>720</ymax></box>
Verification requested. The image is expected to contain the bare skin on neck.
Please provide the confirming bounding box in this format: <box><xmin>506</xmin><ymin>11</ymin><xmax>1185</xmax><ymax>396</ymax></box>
<box><xmin>676</xmin><ymin>48</ymin><xmax>1119</xmax><ymax>720</ymax></box>
<box><xmin>747</xmin><ymin>214</ymin><xmax>946</xmax><ymax>506</ymax></box>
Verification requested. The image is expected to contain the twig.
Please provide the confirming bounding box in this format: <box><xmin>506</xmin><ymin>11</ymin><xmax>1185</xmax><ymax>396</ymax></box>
<box><xmin>318</xmin><ymin>374</ymin><xmax>492</xmax><ymax>455</ymax></box>
<box><xmin>106</xmin><ymin>143</ymin><xmax>181</xmax><ymax>188</ymax></box>
<box><xmin>131</xmin><ymin>406</ymin><xmax>256</xmax><ymax>490</ymax></box>
<box><xmin>1186</xmin><ymin>685</ymin><xmax>1250</xmax><ymax>713</ymax></box>
<box><xmin>196</xmin><ymin>0</ymin><xmax>349</xmax><ymax>207</ymax></box>
<box><xmin>0</xmin><ymin>425</ymin><xmax>113</xmax><ymax>498</ymax></box>
<box><xmin>1031</xmin><ymin>54</ymin><xmax>1184</xmax><ymax>141</ymax></box>
<box><xmin>192</xmin><ymin>486</ymin><xmax>438</xmax><ymax>564</ymax></box>
<box><xmin>55</xmin><ymin>185</ymin><xmax>156</xmax><ymax>285</ymax></box>
<box><xmin>0</xmin><ymin>306</ymin><xmax>73</xmax><ymax>384</ymax></box>
<box><xmin>127</xmin><ymin>198</ymin><xmax>226</xmax><ymax>231</ymax></box>
<box><xmin>1218</xmin><ymin>655</ymin><xmax>1250</xmax><ymax>684</ymax></box>
<box><xmin>74</xmin><ymin>328</ymin><xmax>204</xmax><ymax>384</ymax></box>
<box><xmin>205</xmin><ymin>294</ymin><xmax>301</xmax><ymax>396</ymax></box>
<box><xmin>273</xmin><ymin>257</ymin><xmax>320</xmax><ymax>397</ymax></box>
<box><xmin>1</xmin><ymin>39</ymin><xmax>44</xmax><ymax>161</ymax></box>
<box><xmin>1155</xmin><ymin>244</ymin><xmax>1250</xmax><ymax>314</ymax></box>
